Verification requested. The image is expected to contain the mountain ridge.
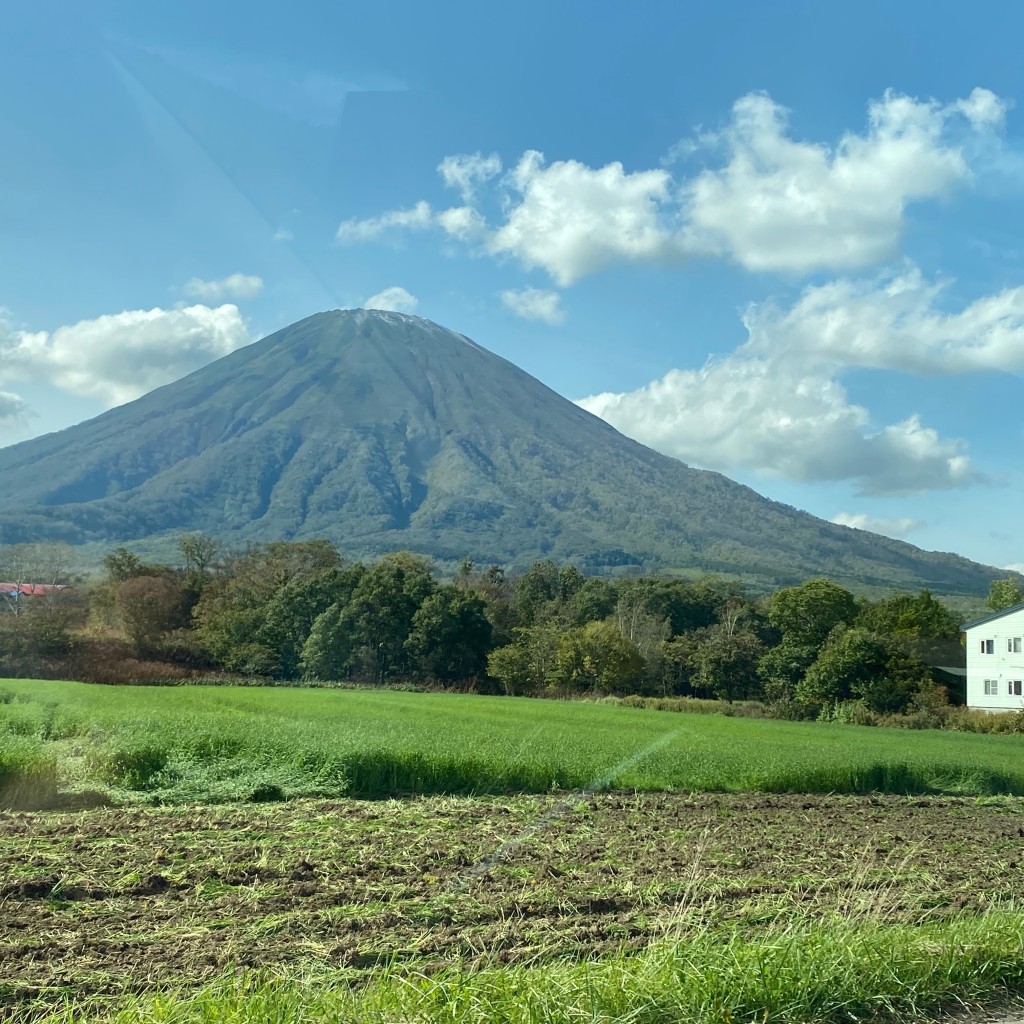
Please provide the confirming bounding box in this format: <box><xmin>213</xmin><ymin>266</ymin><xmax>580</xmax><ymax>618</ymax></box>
<box><xmin>0</xmin><ymin>309</ymin><xmax>1003</xmax><ymax>594</ymax></box>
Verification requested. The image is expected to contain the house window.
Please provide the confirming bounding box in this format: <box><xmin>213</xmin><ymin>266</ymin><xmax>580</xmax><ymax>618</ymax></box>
<box><xmin>981</xmin><ymin>639</ymin><xmax>994</xmax><ymax>654</ymax></box>
<box><xmin>1009</xmin><ymin>638</ymin><xmax>1022</xmax><ymax>654</ymax></box>
<box><xmin>984</xmin><ymin>680</ymin><xmax>999</xmax><ymax>696</ymax></box>
<box><xmin>1009</xmin><ymin>681</ymin><xmax>1023</xmax><ymax>697</ymax></box>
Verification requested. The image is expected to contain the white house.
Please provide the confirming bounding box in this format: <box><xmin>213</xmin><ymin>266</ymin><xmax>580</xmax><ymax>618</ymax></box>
<box><xmin>962</xmin><ymin>602</ymin><xmax>1024</xmax><ymax>712</ymax></box>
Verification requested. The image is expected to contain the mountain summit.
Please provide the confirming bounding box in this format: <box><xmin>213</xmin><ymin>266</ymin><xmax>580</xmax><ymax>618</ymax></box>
<box><xmin>0</xmin><ymin>309</ymin><xmax>999</xmax><ymax>592</ymax></box>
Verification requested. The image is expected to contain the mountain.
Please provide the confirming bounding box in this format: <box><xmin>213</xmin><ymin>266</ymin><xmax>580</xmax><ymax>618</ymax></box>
<box><xmin>0</xmin><ymin>309</ymin><xmax>1002</xmax><ymax>594</ymax></box>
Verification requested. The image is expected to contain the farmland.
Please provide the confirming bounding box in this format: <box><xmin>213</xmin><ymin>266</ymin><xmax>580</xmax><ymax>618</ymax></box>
<box><xmin>5</xmin><ymin>680</ymin><xmax>1024</xmax><ymax>807</ymax></box>
<box><xmin>7</xmin><ymin>791</ymin><xmax>1024</xmax><ymax>1022</ymax></box>
<box><xmin>5</xmin><ymin>681</ymin><xmax>1024</xmax><ymax>1023</ymax></box>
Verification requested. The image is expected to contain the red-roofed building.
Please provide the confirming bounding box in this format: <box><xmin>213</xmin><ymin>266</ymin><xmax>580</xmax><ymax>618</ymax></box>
<box><xmin>0</xmin><ymin>583</ymin><xmax>68</xmax><ymax>597</ymax></box>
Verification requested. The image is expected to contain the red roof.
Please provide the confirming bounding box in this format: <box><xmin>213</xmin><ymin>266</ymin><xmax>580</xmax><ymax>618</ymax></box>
<box><xmin>0</xmin><ymin>583</ymin><xmax>68</xmax><ymax>596</ymax></box>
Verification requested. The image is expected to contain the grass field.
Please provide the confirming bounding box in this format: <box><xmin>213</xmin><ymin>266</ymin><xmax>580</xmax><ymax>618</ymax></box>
<box><xmin>4</xmin><ymin>679</ymin><xmax>1024</xmax><ymax>807</ymax></box>
<box><xmin>7</xmin><ymin>680</ymin><xmax>1024</xmax><ymax>1023</ymax></box>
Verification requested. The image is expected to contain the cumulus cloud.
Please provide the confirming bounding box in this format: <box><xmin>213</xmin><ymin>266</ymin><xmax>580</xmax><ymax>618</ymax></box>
<box><xmin>437</xmin><ymin>152</ymin><xmax>501</xmax><ymax>201</ymax></box>
<box><xmin>579</xmin><ymin>358</ymin><xmax>977</xmax><ymax>496</ymax></box>
<box><xmin>183</xmin><ymin>273</ymin><xmax>263</xmax><ymax>301</ymax></box>
<box><xmin>500</xmin><ymin>288</ymin><xmax>566</xmax><ymax>325</ymax></box>
<box><xmin>577</xmin><ymin>263</ymin><xmax>1006</xmax><ymax>496</ymax></box>
<box><xmin>488</xmin><ymin>153</ymin><xmax>676</xmax><ymax>284</ymax></box>
<box><xmin>678</xmin><ymin>90</ymin><xmax>979</xmax><ymax>272</ymax></box>
<box><xmin>435</xmin><ymin>204</ymin><xmax>489</xmax><ymax>241</ymax></box>
<box><xmin>744</xmin><ymin>265</ymin><xmax>1024</xmax><ymax>375</ymax></box>
<box><xmin>333</xmin><ymin>87</ymin><xmax>1006</xmax><ymax>282</ymax></box>
<box><xmin>364</xmin><ymin>286</ymin><xmax>418</xmax><ymax>313</ymax></box>
<box><xmin>0</xmin><ymin>305</ymin><xmax>252</xmax><ymax>407</ymax></box>
<box><xmin>830</xmin><ymin>513</ymin><xmax>924</xmax><ymax>539</ymax></box>
<box><xmin>955</xmin><ymin>88</ymin><xmax>1010</xmax><ymax>130</ymax></box>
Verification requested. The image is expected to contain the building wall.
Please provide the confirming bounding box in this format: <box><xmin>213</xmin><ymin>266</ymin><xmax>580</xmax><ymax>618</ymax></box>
<box><xmin>965</xmin><ymin>607</ymin><xmax>1024</xmax><ymax>712</ymax></box>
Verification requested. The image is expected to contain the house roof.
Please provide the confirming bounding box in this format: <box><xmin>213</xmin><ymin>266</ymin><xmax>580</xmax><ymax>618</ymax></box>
<box><xmin>0</xmin><ymin>583</ymin><xmax>68</xmax><ymax>596</ymax></box>
<box><xmin>961</xmin><ymin>601</ymin><xmax>1024</xmax><ymax>631</ymax></box>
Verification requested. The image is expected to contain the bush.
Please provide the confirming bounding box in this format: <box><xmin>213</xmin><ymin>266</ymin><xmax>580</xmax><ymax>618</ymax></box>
<box><xmin>818</xmin><ymin>700</ymin><xmax>880</xmax><ymax>727</ymax></box>
<box><xmin>616</xmin><ymin>694</ymin><xmax>768</xmax><ymax>717</ymax></box>
<box><xmin>68</xmin><ymin>636</ymin><xmax>241</xmax><ymax>685</ymax></box>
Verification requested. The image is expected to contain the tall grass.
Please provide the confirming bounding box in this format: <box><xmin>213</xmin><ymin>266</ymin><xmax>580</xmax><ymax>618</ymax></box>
<box><xmin>0</xmin><ymin>733</ymin><xmax>59</xmax><ymax>809</ymax></box>
<box><xmin>35</xmin><ymin>911</ymin><xmax>1024</xmax><ymax>1024</ymax></box>
<box><xmin>5</xmin><ymin>679</ymin><xmax>1024</xmax><ymax>804</ymax></box>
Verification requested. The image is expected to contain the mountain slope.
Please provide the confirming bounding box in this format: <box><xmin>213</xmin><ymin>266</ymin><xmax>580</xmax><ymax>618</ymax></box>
<box><xmin>0</xmin><ymin>309</ymin><xmax>1000</xmax><ymax>593</ymax></box>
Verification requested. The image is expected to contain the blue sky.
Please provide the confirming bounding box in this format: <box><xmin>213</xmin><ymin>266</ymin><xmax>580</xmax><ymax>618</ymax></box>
<box><xmin>2</xmin><ymin>0</ymin><xmax>1024</xmax><ymax>570</ymax></box>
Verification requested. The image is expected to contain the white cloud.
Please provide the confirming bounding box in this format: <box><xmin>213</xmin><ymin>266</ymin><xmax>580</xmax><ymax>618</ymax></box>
<box><xmin>579</xmin><ymin>358</ymin><xmax>977</xmax><ymax>496</ymax></box>
<box><xmin>487</xmin><ymin>152</ymin><xmax>676</xmax><ymax>285</ymax></box>
<box><xmin>679</xmin><ymin>90</ymin><xmax>980</xmax><ymax>273</ymax></box>
<box><xmin>332</xmin><ymin>87</ymin><xmax>1007</xmax><ymax>282</ymax></box>
<box><xmin>579</xmin><ymin>260</ymin><xmax>1023</xmax><ymax>495</ymax></box>
<box><xmin>0</xmin><ymin>305</ymin><xmax>252</xmax><ymax>407</ymax></box>
<box><xmin>272</xmin><ymin>227</ymin><xmax>293</xmax><ymax>242</ymax></box>
<box><xmin>1003</xmin><ymin>563</ymin><xmax>1024</xmax><ymax>574</ymax></box>
<box><xmin>183</xmin><ymin>273</ymin><xmax>263</xmax><ymax>301</ymax></box>
<box><xmin>500</xmin><ymin>288</ymin><xmax>566</xmax><ymax>325</ymax></box>
<box><xmin>436</xmin><ymin>205</ymin><xmax>489</xmax><ymax>241</ymax></box>
<box><xmin>336</xmin><ymin>201</ymin><xmax>433</xmax><ymax>243</ymax></box>
<box><xmin>363</xmin><ymin>286</ymin><xmax>418</xmax><ymax>314</ymax></box>
<box><xmin>956</xmin><ymin>87</ymin><xmax>1010</xmax><ymax>131</ymax></box>
<box><xmin>830</xmin><ymin>513</ymin><xmax>924</xmax><ymax>539</ymax></box>
<box><xmin>744</xmin><ymin>265</ymin><xmax>1024</xmax><ymax>375</ymax></box>
<box><xmin>0</xmin><ymin>390</ymin><xmax>29</xmax><ymax>428</ymax></box>
<box><xmin>437</xmin><ymin>152</ymin><xmax>501</xmax><ymax>201</ymax></box>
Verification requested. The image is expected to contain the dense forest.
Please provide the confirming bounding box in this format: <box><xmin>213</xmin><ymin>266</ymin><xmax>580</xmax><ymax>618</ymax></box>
<box><xmin>3</xmin><ymin>537</ymin><xmax>1017</xmax><ymax>722</ymax></box>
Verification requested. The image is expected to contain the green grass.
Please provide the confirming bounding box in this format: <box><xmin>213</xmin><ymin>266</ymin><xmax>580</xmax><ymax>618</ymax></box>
<box><xmin>31</xmin><ymin>911</ymin><xmax>1024</xmax><ymax>1024</ymax></box>
<box><xmin>4</xmin><ymin>679</ymin><xmax>1024</xmax><ymax>804</ymax></box>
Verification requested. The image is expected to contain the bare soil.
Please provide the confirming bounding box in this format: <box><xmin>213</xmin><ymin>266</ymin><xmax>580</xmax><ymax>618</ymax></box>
<box><xmin>2</xmin><ymin>792</ymin><xmax>1023</xmax><ymax>1011</ymax></box>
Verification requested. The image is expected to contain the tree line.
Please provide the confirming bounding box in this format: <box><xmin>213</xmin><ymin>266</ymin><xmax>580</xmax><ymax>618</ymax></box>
<box><xmin>1</xmin><ymin>537</ymin><xmax>1020</xmax><ymax>718</ymax></box>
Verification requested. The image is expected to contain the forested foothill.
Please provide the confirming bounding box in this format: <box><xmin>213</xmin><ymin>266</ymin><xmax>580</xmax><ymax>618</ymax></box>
<box><xmin>3</xmin><ymin>536</ymin><xmax>1018</xmax><ymax>730</ymax></box>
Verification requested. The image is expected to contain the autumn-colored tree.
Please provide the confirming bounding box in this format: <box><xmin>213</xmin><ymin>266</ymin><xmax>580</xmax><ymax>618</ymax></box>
<box><xmin>116</xmin><ymin>576</ymin><xmax>185</xmax><ymax>653</ymax></box>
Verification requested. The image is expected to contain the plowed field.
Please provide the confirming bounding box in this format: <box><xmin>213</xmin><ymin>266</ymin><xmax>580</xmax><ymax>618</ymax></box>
<box><xmin>4</xmin><ymin>792</ymin><xmax>1023</xmax><ymax>1012</ymax></box>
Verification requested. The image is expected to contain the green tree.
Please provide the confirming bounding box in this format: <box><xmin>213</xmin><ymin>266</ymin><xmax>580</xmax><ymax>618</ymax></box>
<box><xmin>616</xmin><ymin>577</ymin><xmax>730</xmax><ymax>637</ymax></box>
<box><xmin>555</xmin><ymin>620</ymin><xmax>644</xmax><ymax>693</ymax></box>
<box><xmin>757</xmin><ymin>641</ymin><xmax>820</xmax><ymax>703</ymax></box>
<box><xmin>768</xmin><ymin>579</ymin><xmax>859</xmax><ymax>648</ymax></box>
<box><xmin>856</xmin><ymin>590</ymin><xmax>960</xmax><ymax>639</ymax></box>
<box><xmin>691</xmin><ymin>623</ymin><xmax>765</xmax><ymax>702</ymax></box>
<box><xmin>300</xmin><ymin>603</ymin><xmax>357</xmax><ymax>681</ymax></box>
<box><xmin>987</xmin><ymin>577</ymin><xmax>1024</xmax><ymax>612</ymax></box>
<box><xmin>405</xmin><ymin>585</ymin><xmax>493</xmax><ymax>683</ymax></box>
<box><xmin>798</xmin><ymin>625</ymin><xmax>932</xmax><ymax>714</ymax></box>
<box><xmin>614</xmin><ymin>595</ymin><xmax>671</xmax><ymax>656</ymax></box>
<box><xmin>513</xmin><ymin>560</ymin><xmax>562</xmax><ymax>626</ymax></box>
<box><xmin>102</xmin><ymin>547</ymin><xmax>144</xmax><ymax>583</ymax></box>
<box><xmin>758</xmin><ymin>579</ymin><xmax>859</xmax><ymax>706</ymax></box>
<box><xmin>193</xmin><ymin>540</ymin><xmax>345</xmax><ymax>673</ymax></box>
<box><xmin>448</xmin><ymin>563</ymin><xmax>517</xmax><ymax>649</ymax></box>
<box><xmin>487</xmin><ymin>642</ymin><xmax>537</xmax><ymax>696</ymax></box>
<box><xmin>661</xmin><ymin>632</ymin><xmax>700</xmax><ymax>696</ymax></box>
<box><xmin>558</xmin><ymin>565</ymin><xmax>586</xmax><ymax>603</ymax></box>
<box><xmin>564</xmin><ymin>577</ymin><xmax>617</xmax><ymax>626</ymax></box>
<box><xmin>342</xmin><ymin>552</ymin><xmax>437</xmax><ymax>681</ymax></box>
<box><xmin>487</xmin><ymin>624</ymin><xmax>563</xmax><ymax>695</ymax></box>
<box><xmin>255</xmin><ymin>564</ymin><xmax>366</xmax><ymax>679</ymax></box>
